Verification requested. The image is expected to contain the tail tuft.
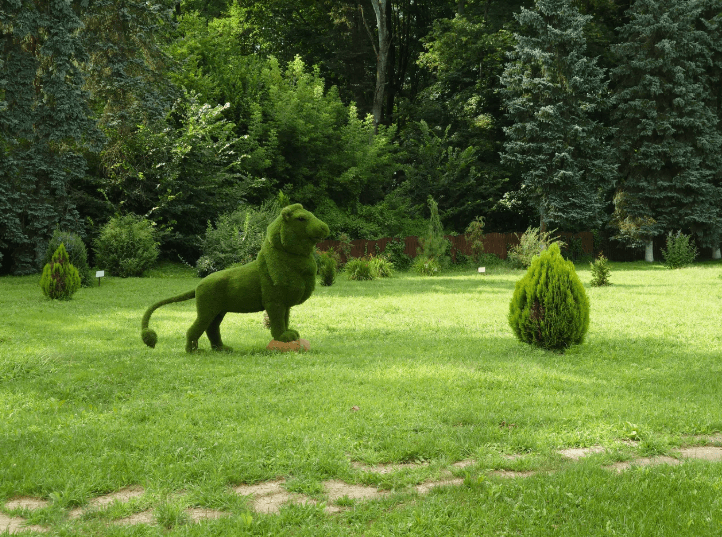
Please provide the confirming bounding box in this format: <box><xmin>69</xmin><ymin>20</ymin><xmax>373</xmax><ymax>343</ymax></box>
<box><xmin>142</xmin><ymin>328</ymin><xmax>158</xmax><ymax>348</ymax></box>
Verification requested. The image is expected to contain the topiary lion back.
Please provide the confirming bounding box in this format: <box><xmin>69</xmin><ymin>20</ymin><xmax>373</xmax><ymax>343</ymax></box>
<box><xmin>141</xmin><ymin>204</ymin><xmax>329</xmax><ymax>352</ymax></box>
<box><xmin>508</xmin><ymin>243</ymin><xmax>589</xmax><ymax>350</ymax></box>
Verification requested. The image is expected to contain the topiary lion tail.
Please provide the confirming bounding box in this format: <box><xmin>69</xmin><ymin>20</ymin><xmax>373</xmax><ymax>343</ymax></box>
<box><xmin>141</xmin><ymin>290</ymin><xmax>196</xmax><ymax>348</ymax></box>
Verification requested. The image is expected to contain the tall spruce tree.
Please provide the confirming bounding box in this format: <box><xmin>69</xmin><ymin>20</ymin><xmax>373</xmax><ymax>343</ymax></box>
<box><xmin>0</xmin><ymin>0</ymin><xmax>102</xmax><ymax>274</ymax></box>
<box><xmin>500</xmin><ymin>0</ymin><xmax>615</xmax><ymax>233</ymax></box>
<box><xmin>700</xmin><ymin>0</ymin><xmax>722</xmax><ymax>259</ymax></box>
<box><xmin>611</xmin><ymin>0</ymin><xmax>722</xmax><ymax>261</ymax></box>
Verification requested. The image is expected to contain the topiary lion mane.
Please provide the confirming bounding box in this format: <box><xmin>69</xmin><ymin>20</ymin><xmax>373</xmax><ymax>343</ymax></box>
<box><xmin>141</xmin><ymin>204</ymin><xmax>329</xmax><ymax>352</ymax></box>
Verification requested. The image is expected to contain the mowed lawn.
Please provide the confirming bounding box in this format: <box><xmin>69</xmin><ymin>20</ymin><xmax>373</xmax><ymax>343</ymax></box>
<box><xmin>1</xmin><ymin>260</ymin><xmax>721</xmax><ymax>536</ymax></box>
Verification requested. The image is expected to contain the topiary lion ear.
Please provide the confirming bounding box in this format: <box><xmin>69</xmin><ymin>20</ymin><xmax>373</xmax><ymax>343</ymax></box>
<box><xmin>282</xmin><ymin>203</ymin><xmax>303</xmax><ymax>220</ymax></box>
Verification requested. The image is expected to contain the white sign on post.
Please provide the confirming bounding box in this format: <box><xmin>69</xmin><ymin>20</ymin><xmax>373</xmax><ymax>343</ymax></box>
<box><xmin>96</xmin><ymin>270</ymin><xmax>105</xmax><ymax>285</ymax></box>
<box><xmin>477</xmin><ymin>267</ymin><xmax>486</xmax><ymax>273</ymax></box>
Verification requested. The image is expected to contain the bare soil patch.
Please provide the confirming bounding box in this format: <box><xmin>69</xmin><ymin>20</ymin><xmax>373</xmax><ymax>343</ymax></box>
<box><xmin>233</xmin><ymin>479</ymin><xmax>313</xmax><ymax>514</ymax></box>
<box><xmin>352</xmin><ymin>461</ymin><xmax>430</xmax><ymax>474</ymax></box>
<box><xmin>558</xmin><ymin>446</ymin><xmax>605</xmax><ymax>460</ymax></box>
<box><xmin>68</xmin><ymin>486</ymin><xmax>146</xmax><ymax>519</ymax></box>
<box><xmin>415</xmin><ymin>478</ymin><xmax>465</xmax><ymax>494</ymax></box>
<box><xmin>0</xmin><ymin>513</ymin><xmax>47</xmax><ymax>534</ymax></box>
<box><xmin>113</xmin><ymin>510</ymin><xmax>155</xmax><ymax>526</ymax></box>
<box><xmin>185</xmin><ymin>507</ymin><xmax>231</xmax><ymax>522</ymax></box>
<box><xmin>607</xmin><ymin>456</ymin><xmax>681</xmax><ymax>472</ymax></box>
<box><xmin>4</xmin><ymin>498</ymin><xmax>50</xmax><ymax>511</ymax></box>
<box><xmin>677</xmin><ymin>446</ymin><xmax>722</xmax><ymax>461</ymax></box>
<box><xmin>324</xmin><ymin>480</ymin><xmax>388</xmax><ymax>503</ymax></box>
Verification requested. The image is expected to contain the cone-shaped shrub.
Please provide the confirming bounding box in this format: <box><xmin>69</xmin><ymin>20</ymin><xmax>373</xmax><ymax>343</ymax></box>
<box><xmin>40</xmin><ymin>243</ymin><xmax>81</xmax><ymax>300</ymax></box>
<box><xmin>508</xmin><ymin>243</ymin><xmax>589</xmax><ymax>350</ymax></box>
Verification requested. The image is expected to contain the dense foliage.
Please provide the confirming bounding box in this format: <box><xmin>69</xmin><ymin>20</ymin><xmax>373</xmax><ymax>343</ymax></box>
<box><xmin>40</xmin><ymin>244</ymin><xmax>82</xmax><ymax>300</ymax></box>
<box><xmin>93</xmin><ymin>215</ymin><xmax>159</xmax><ymax>277</ymax></box>
<box><xmin>2</xmin><ymin>0</ymin><xmax>722</xmax><ymax>274</ymax></box>
<box><xmin>43</xmin><ymin>231</ymin><xmax>92</xmax><ymax>287</ymax></box>
<box><xmin>508</xmin><ymin>243</ymin><xmax>589</xmax><ymax>350</ymax></box>
<box><xmin>661</xmin><ymin>231</ymin><xmax>699</xmax><ymax>269</ymax></box>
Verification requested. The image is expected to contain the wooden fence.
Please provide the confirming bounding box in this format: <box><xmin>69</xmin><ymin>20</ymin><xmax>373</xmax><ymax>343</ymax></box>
<box><xmin>317</xmin><ymin>231</ymin><xmax>595</xmax><ymax>262</ymax></box>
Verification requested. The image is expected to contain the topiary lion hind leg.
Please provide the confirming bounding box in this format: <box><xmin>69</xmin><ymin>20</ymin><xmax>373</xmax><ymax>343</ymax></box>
<box><xmin>141</xmin><ymin>290</ymin><xmax>196</xmax><ymax>348</ymax></box>
<box><xmin>206</xmin><ymin>313</ymin><xmax>233</xmax><ymax>352</ymax></box>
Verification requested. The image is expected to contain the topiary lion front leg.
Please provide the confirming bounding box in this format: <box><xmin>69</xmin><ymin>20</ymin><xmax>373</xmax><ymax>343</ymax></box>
<box><xmin>265</xmin><ymin>302</ymin><xmax>300</xmax><ymax>342</ymax></box>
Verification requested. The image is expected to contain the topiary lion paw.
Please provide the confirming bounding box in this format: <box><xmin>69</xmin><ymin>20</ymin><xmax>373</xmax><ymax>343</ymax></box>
<box><xmin>277</xmin><ymin>330</ymin><xmax>300</xmax><ymax>342</ymax></box>
<box><xmin>211</xmin><ymin>344</ymin><xmax>234</xmax><ymax>352</ymax></box>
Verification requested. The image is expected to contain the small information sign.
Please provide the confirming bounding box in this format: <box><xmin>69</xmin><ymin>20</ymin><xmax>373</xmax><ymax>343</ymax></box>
<box><xmin>477</xmin><ymin>267</ymin><xmax>486</xmax><ymax>273</ymax></box>
<box><xmin>96</xmin><ymin>270</ymin><xmax>105</xmax><ymax>285</ymax></box>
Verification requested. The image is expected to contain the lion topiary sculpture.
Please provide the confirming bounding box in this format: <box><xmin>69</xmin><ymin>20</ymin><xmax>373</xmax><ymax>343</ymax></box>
<box><xmin>141</xmin><ymin>204</ymin><xmax>330</xmax><ymax>352</ymax></box>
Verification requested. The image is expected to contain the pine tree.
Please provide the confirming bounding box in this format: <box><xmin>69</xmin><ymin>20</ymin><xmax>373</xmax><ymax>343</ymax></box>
<box><xmin>610</xmin><ymin>0</ymin><xmax>722</xmax><ymax>260</ymax></box>
<box><xmin>500</xmin><ymin>0</ymin><xmax>616</xmax><ymax>233</ymax></box>
<box><xmin>0</xmin><ymin>0</ymin><xmax>102</xmax><ymax>274</ymax></box>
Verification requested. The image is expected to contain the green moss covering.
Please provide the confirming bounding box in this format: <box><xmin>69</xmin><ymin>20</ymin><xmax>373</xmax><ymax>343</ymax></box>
<box><xmin>508</xmin><ymin>243</ymin><xmax>589</xmax><ymax>350</ymax></box>
<box><xmin>141</xmin><ymin>204</ymin><xmax>329</xmax><ymax>352</ymax></box>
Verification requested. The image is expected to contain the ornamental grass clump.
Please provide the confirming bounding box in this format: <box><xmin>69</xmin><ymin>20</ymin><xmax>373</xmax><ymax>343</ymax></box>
<box><xmin>40</xmin><ymin>243</ymin><xmax>81</xmax><ymax>300</ymax></box>
<box><xmin>508</xmin><ymin>243</ymin><xmax>589</xmax><ymax>351</ymax></box>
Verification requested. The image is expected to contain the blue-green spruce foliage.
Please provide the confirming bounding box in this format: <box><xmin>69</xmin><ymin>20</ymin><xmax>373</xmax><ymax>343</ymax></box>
<box><xmin>0</xmin><ymin>1</ymin><xmax>102</xmax><ymax>274</ymax></box>
<box><xmin>500</xmin><ymin>0</ymin><xmax>615</xmax><ymax>231</ymax></box>
<box><xmin>611</xmin><ymin>0</ymin><xmax>722</xmax><ymax>250</ymax></box>
<box><xmin>508</xmin><ymin>243</ymin><xmax>589</xmax><ymax>350</ymax></box>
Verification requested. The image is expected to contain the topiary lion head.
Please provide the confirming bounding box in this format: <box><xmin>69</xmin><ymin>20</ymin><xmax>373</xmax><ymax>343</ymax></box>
<box><xmin>268</xmin><ymin>203</ymin><xmax>330</xmax><ymax>256</ymax></box>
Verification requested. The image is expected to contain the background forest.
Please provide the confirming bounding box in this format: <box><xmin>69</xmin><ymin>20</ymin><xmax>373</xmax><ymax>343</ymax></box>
<box><xmin>1</xmin><ymin>0</ymin><xmax>722</xmax><ymax>274</ymax></box>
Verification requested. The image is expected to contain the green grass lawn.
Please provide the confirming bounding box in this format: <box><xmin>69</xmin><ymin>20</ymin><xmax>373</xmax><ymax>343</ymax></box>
<box><xmin>1</xmin><ymin>260</ymin><xmax>721</xmax><ymax>535</ymax></box>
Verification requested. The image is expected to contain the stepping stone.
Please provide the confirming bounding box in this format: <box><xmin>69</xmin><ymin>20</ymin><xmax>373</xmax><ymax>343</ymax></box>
<box><xmin>558</xmin><ymin>446</ymin><xmax>605</xmax><ymax>460</ymax></box>
<box><xmin>266</xmin><ymin>339</ymin><xmax>310</xmax><ymax>352</ymax></box>
<box><xmin>675</xmin><ymin>446</ymin><xmax>722</xmax><ymax>461</ymax></box>
<box><xmin>0</xmin><ymin>513</ymin><xmax>47</xmax><ymax>534</ymax></box>
<box><xmin>4</xmin><ymin>498</ymin><xmax>49</xmax><ymax>511</ymax></box>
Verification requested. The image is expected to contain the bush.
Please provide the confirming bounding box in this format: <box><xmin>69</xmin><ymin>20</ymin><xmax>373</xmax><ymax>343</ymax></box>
<box><xmin>317</xmin><ymin>249</ymin><xmax>338</xmax><ymax>286</ymax></box>
<box><xmin>477</xmin><ymin>252</ymin><xmax>505</xmax><ymax>268</ymax></box>
<box><xmin>590</xmin><ymin>253</ymin><xmax>611</xmax><ymax>286</ymax></box>
<box><xmin>465</xmin><ymin>216</ymin><xmax>485</xmax><ymax>263</ymax></box>
<box><xmin>196</xmin><ymin>201</ymin><xmax>279</xmax><ymax>277</ymax></box>
<box><xmin>345</xmin><ymin>256</ymin><xmax>394</xmax><ymax>280</ymax></box>
<box><xmin>43</xmin><ymin>230</ymin><xmax>92</xmax><ymax>287</ymax></box>
<box><xmin>345</xmin><ymin>258</ymin><xmax>374</xmax><ymax>280</ymax></box>
<box><xmin>412</xmin><ymin>255</ymin><xmax>441</xmax><ymax>276</ymax></box>
<box><xmin>40</xmin><ymin>243</ymin><xmax>81</xmax><ymax>300</ymax></box>
<box><xmin>661</xmin><ymin>231</ymin><xmax>697</xmax><ymax>269</ymax></box>
<box><xmin>508</xmin><ymin>227</ymin><xmax>564</xmax><ymax>269</ymax></box>
<box><xmin>369</xmin><ymin>256</ymin><xmax>394</xmax><ymax>278</ymax></box>
<box><xmin>508</xmin><ymin>243</ymin><xmax>589</xmax><ymax>350</ymax></box>
<box><xmin>94</xmin><ymin>214</ymin><xmax>159</xmax><ymax>277</ymax></box>
<box><xmin>382</xmin><ymin>238</ymin><xmax>411</xmax><ymax>270</ymax></box>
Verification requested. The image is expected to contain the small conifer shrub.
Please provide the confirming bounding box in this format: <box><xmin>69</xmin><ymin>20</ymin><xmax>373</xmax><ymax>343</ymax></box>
<box><xmin>661</xmin><ymin>231</ymin><xmax>697</xmax><ymax>269</ymax></box>
<box><xmin>590</xmin><ymin>253</ymin><xmax>611</xmax><ymax>286</ymax></box>
<box><xmin>508</xmin><ymin>243</ymin><xmax>589</xmax><ymax>351</ymax></box>
<box><xmin>40</xmin><ymin>243</ymin><xmax>82</xmax><ymax>300</ymax></box>
<box><xmin>317</xmin><ymin>250</ymin><xmax>338</xmax><ymax>286</ymax></box>
<box><xmin>43</xmin><ymin>230</ymin><xmax>92</xmax><ymax>286</ymax></box>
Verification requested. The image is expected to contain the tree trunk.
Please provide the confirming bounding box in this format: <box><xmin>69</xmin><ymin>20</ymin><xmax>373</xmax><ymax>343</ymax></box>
<box><xmin>370</xmin><ymin>0</ymin><xmax>391</xmax><ymax>131</ymax></box>
<box><xmin>713</xmin><ymin>247</ymin><xmax>721</xmax><ymax>260</ymax></box>
<box><xmin>645</xmin><ymin>239</ymin><xmax>654</xmax><ymax>262</ymax></box>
